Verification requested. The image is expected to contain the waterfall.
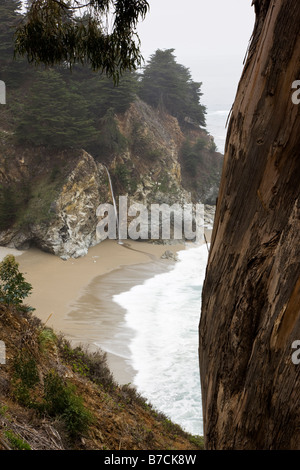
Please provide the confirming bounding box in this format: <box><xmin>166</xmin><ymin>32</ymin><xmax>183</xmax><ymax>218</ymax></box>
<box><xmin>104</xmin><ymin>165</ymin><xmax>122</xmax><ymax>244</ymax></box>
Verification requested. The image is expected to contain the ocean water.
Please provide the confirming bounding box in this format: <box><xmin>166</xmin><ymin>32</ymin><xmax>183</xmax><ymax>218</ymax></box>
<box><xmin>206</xmin><ymin>105</ymin><xmax>231</xmax><ymax>154</ymax></box>
<box><xmin>113</xmin><ymin>243</ymin><xmax>209</xmax><ymax>436</ymax></box>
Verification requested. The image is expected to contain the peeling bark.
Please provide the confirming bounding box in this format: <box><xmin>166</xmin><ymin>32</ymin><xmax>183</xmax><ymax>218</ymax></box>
<box><xmin>199</xmin><ymin>0</ymin><xmax>300</xmax><ymax>449</ymax></box>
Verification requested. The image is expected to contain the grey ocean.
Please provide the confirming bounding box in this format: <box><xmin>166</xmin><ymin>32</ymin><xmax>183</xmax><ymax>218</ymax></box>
<box><xmin>113</xmin><ymin>243</ymin><xmax>209</xmax><ymax>436</ymax></box>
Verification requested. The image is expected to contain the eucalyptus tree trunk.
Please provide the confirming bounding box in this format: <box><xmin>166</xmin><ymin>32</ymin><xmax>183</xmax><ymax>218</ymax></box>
<box><xmin>199</xmin><ymin>0</ymin><xmax>300</xmax><ymax>450</ymax></box>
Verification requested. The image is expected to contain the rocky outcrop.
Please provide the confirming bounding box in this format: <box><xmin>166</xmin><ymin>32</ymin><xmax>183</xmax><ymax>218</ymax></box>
<box><xmin>32</xmin><ymin>152</ymin><xmax>109</xmax><ymax>259</ymax></box>
<box><xmin>199</xmin><ymin>0</ymin><xmax>300</xmax><ymax>450</ymax></box>
<box><xmin>0</xmin><ymin>150</ymin><xmax>110</xmax><ymax>259</ymax></box>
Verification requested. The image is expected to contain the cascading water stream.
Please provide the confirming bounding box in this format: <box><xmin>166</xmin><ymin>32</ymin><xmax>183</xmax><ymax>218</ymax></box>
<box><xmin>103</xmin><ymin>165</ymin><xmax>123</xmax><ymax>245</ymax></box>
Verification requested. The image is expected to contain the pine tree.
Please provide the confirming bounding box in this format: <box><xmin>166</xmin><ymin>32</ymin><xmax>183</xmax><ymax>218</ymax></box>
<box><xmin>83</xmin><ymin>71</ymin><xmax>138</xmax><ymax>119</ymax></box>
<box><xmin>0</xmin><ymin>184</ymin><xmax>17</xmax><ymax>229</ymax></box>
<box><xmin>15</xmin><ymin>69</ymin><xmax>98</xmax><ymax>148</ymax></box>
<box><xmin>139</xmin><ymin>49</ymin><xmax>206</xmax><ymax>128</ymax></box>
<box><xmin>0</xmin><ymin>0</ymin><xmax>28</xmax><ymax>87</ymax></box>
<box><xmin>0</xmin><ymin>0</ymin><xmax>22</xmax><ymax>64</ymax></box>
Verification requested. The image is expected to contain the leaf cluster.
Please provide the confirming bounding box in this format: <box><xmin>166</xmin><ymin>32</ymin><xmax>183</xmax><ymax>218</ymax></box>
<box><xmin>14</xmin><ymin>0</ymin><xmax>150</xmax><ymax>82</ymax></box>
<box><xmin>0</xmin><ymin>255</ymin><xmax>33</xmax><ymax>306</ymax></box>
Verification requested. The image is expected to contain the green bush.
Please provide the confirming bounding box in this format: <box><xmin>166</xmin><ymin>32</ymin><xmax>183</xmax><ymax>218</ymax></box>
<box><xmin>38</xmin><ymin>328</ymin><xmax>58</xmax><ymax>353</ymax></box>
<box><xmin>0</xmin><ymin>185</ymin><xmax>17</xmax><ymax>229</ymax></box>
<box><xmin>43</xmin><ymin>370</ymin><xmax>93</xmax><ymax>438</ymax></box>
<box><xmin>12</xmin><ymin>354</ymin><xmax>40</xmax><ymax>407</ymax></box>
<box><xmin>61</xmin><ymin>343</ymin><xmax>116</xmax><ymax>392</ymax></box>
<box><xmin>180</xmin><ymin>139</ymin><xmax>205</xmax><ymax>175</ymax></box>
<box><xmin>0</xmin><ymin>255</ymin><xmax>32</xmax><ymax>306</ymax></box>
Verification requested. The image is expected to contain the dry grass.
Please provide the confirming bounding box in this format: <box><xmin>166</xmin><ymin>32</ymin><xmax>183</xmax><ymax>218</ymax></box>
<box><xmin>0</xmin><ymin>305</ymin><xmax>203</xmax><ymax>451</ymax></box>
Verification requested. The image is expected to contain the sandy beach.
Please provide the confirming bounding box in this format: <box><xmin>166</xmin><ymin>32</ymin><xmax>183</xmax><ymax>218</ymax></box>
<box><xmin>0</xmin><ymin>240</ymin><xmax>185</xmax><ymax>384</ymax></box>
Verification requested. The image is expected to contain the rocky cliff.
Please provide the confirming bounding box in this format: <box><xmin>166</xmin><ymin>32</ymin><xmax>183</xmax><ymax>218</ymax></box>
<box><xmin>0</xmin><ymin>98</ymin><xmax>222</xmax><ymax>258</ymax></box>
<box><xmin>199</xmin><ymin>0</ymin><xmax>300</xmax><ymax>450</ymax></box>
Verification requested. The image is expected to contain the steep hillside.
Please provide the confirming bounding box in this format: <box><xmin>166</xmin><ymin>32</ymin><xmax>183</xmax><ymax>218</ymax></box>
<box><xmin>0</xmin><ymin>304</ymin><xmax>203</xmax><ymax>451</ymax></box>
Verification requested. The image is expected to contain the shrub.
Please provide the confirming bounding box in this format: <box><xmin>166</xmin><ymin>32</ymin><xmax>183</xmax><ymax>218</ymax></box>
<box><xmin>38</xmin><ymin>328</ymin><xmax>57</xmax><ymax>353</ymax></box>
<box><xmin>0</xmin><ymin>255</ymin><xmax>32</xmax><ymax>306</ymax></box>
<box><xmin>12</xmin><ymin>353</ymin><xmax>40</xmax><ymax>407</ymax></box>
<box><xmin>0</xmin><ymin>185</ymin><xmax>17</xmax><ymax>229</ymax></box>
<box><xmin>61</xmin><ymin>343</ymin><xmax>116</xmax><ymax>392</ymax></box>
<box><xmin>43</xmin><ymin>370</ymin><xmax>93</xmax><ymax>438</ymax></box>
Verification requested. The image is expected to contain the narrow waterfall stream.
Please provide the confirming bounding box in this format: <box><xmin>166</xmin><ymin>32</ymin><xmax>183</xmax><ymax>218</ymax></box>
<box><xmin>104</xmin><ymin>165</ymin><xmax>122</xmax><ymax>245</ymax></box>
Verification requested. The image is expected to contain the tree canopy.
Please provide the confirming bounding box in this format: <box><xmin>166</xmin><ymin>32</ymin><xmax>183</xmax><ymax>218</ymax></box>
<box><xmin>1</xmin><ymin>1</ymin><xmax>208</xmax><ymax>155</ymax></box>
<box><xmin>14</xmin><ymin>0</ymin><xmax>150</xmax><ymax>81</ymax></box>
<box><xmin>139</xmin><ymin>49</ymin><xmax>206</xmax><ymax>127</ymax></box>
<box><xmin>15</xmin><ymin>69</ymin><xmax>98</xmax><ymax>148</ymax></box>
<box><xmin>0</xmin><ymin>0</ymin><xmax>30</xmax><ymax>86</ymax></box>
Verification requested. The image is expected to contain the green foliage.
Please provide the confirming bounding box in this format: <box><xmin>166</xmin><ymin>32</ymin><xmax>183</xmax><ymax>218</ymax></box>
<box><xmin>0</xmin><ymin>0</ymin><xmax>22</xmax><ymax>63</ymax></box>
<box><xmin>0</xmin><ymin>185</ymin><xmax>17</xmax><ymax>229</ymax></box>
<box><xmin>189</xmin><ymin>435</ymin><xmax>205</xmax><ymax>449</ymax></box>
<box><xmin>180</xmin><ymin>138</ymin><xmax>205</xmax><ymax>174</ymax></box>
<box><xmin>12</xmin><ymin>65</ymin><xmax>138</xmax><ymax>152</ymax></box>
<box><xmin>16</xmin><ymin>174</ymin><xmax>65</xmax><ymax>229</ymax></box>
<box><xmin>139</xmin><ymin>49</ymin><xmax>206</xmax><ymax>127</ymax></box>
<box><xmin>12</xmin><ymin>353</ymin><xmax>40</xmax><ymax>407</ymax></box>
<box><xmin>0</xmin><ymin>404</ymin><xmax>8</xmax><ymax>417</ymax></box>
<box><xmin>61</xmin><ymin>343</ymin><xmax>116</xmax><ymax>392</ymax></box>
<box><xmin>43</xmin><ymin>370</ymin><xmax>93</xmax><ymax>438</ymax></box>
<box><xmin>130</xmin><ymin>120</ymin><xmax>161</xmax><ymax>162</ymax></box>
<box><xmin>15</xmin><ymin>69</ymin><xmax>98</xmax><ymax>148</ymax></box>
<box><xmin>81</xmin><ymin>70</ymin><xmax>139</xmax><ymax>120</ymax></box>
<box><xmin>10</xmin><ymin>344</ymin><xmax>93</xmax><ymax>439</ymax></box>
<box><xmin>14</xmin><ymin>0</ymin><xmax>149</xmax><ymax>81</ymax></box>
<box><xmin>61</xmin><ymin>345</ymin><xmax>90</xmax><ymax>377</ymax></box>
<box><xmin>4</xmin><ymin>430</ymin><xmax>31</xmax><ymax>450</ymax></box>
<box><xmin>0</xmin><ymin>0</ymin><xmax>30</xmax><ymax>87</ymax></box>
<box><xmin>208</xmin><ymin>138</ymin><xmax>218</xmax><ymax>152</ymax></box>
<box><xmin>92</xmin><ymin>108</ymin><xmax>128</xmax><ymax>158</ymax></box>
<box><xmin>111</xmin><ymin>162</ymin><xmax>139</xmax><ymax>193</ymax></box>
<box><xmin>38</xmin><ymin>328</ymin><xmax>58</xmax><ymax>353</ymax></box>
<box><xmin>180</xmin><ymin>136</ymin><xmax>223</xmax><ymax>204</ymax></box>
<box><xmin>0</xmin><ymin>255</ymin><xmax>32</xmax><ymax>306</ymax></box>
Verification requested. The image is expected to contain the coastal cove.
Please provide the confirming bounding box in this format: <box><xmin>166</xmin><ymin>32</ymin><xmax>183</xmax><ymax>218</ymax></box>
<box><xmin>1</xmin><ymin>241</ymin><xmax>184</xmax><ymax>382</ymax></box>
<box><xmin>0</xmin><ymin>235</ymin><xmax>210</xmax><ymax>435</ymax></box>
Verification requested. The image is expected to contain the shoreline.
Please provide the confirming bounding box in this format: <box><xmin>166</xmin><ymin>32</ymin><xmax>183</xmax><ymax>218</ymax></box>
<box><xmin>66</xmin><ymin>258</ymin><xmax>175</xmax><ymax>384</ymax></box>
<box><xmin>2</xmin><ymin>240</ymin><xmax>185</xmax><ymax>384</ymax></box>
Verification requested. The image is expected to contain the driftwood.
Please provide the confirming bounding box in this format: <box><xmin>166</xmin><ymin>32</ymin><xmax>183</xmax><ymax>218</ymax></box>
<box><xmin>0</xmin><ymin>414</ymin><xmax>64</xmax><ymax>450</ymax></box>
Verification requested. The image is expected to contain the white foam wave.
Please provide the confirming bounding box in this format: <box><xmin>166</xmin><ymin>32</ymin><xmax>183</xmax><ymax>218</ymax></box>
<box><xmin>113</xmin><ymin>244</ymin><xmax>209</xmax><ymax>435</ymax></box>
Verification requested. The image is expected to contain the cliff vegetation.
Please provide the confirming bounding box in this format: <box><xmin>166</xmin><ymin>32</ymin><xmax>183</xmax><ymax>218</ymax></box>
<box><xmin>0</xmin><ymin>255</ymin><xmax>203</xmax><ymax>451</ymax></box>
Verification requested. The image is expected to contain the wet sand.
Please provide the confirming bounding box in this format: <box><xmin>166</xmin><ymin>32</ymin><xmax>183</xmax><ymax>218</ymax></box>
<box><xmin>1</xmin><ymin>240</ymin><xmax>184</xmax><ymax>384</ymax></box>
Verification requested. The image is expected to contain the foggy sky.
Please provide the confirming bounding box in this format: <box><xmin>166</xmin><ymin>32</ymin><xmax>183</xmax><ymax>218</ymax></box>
<box><xmin>137</xmin><ymin>0</ymin><xmax>255</xmax><ymax>108</ymax></box>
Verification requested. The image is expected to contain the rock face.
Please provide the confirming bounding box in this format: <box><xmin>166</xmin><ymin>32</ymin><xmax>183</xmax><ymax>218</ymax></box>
<box><xmin>33</xmin><ymin>152</ymin><xmax>109</xmax><ymax>259</ymax></box>
<box><xmin>0</xmin><ymin>151</ymin><xmax>109</xmax><ymax>259</ymax></box>
<box><xmin>199</xmin><ymin>0</ymin><xmax>300</xmax><ymax>450</ymax></box>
